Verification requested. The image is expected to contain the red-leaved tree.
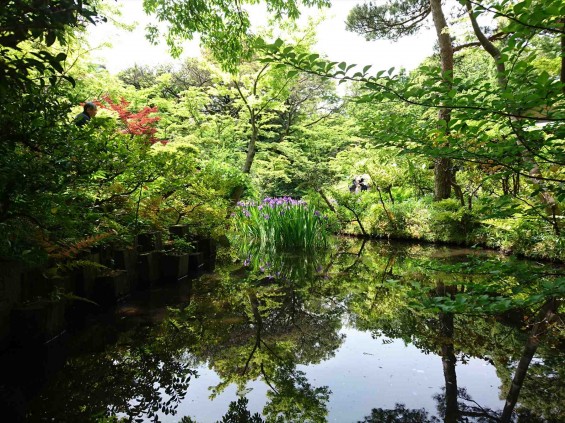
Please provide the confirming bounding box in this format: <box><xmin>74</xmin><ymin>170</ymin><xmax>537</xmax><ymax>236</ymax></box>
<box><xmin>97</xmin><ymin>95</ymin><xmax>167</xmax><ymax>145</ymax></box>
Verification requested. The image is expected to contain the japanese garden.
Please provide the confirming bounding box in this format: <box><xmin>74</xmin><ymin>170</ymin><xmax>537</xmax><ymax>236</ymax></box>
<box><xmin>0</xmin><ymin>0</ymin><xmax>563</xmax><ymax>422</ymax></box>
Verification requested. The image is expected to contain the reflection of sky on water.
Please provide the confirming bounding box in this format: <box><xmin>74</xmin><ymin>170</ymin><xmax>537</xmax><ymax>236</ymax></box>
<box><xmin>304</xmin><ymin>328</ymin><xmax>503</xmax><ymax>422</ymax></box>
<box><xmin>168</xmin><ymin>327</ymin><xmax>503</xmax><ymax>423</ymax></box>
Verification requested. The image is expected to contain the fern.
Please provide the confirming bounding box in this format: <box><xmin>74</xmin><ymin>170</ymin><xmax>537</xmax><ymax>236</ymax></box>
<box><xmin>42</xmin><ymin>233</ymin><xmax>111</xmax><ymax>260</ymax></box>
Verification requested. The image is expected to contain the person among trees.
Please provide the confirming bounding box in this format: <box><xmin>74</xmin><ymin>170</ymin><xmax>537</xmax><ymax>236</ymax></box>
<box><xmin>359</xmin><ymin>177</ymin><xmax>369</xmax><ymax>192</ymax></box>
<box><xmin>349</xmin><ymin>177</ymin><xmax>359</xmax><ymax>193</ymax></box>
<box><xmin>74</xmin><ymin>102</ymin><xmax>97</xmax><ymax>126</ymax></box>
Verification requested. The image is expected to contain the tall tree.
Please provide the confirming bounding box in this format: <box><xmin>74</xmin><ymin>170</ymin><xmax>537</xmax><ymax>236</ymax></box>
<box><xmin>346</xmin><ymin>0</ymin><xmax>456</xmax><ymax>200</ymax></box>
<box><xmin>462</xmin><ymin>0</ymin><xmax>563</xmax><ymax>232</ymax></box>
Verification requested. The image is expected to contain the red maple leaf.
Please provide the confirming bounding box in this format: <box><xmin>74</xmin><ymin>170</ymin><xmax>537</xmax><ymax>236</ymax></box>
<box><xmin>98</xmin><ymin>95</ymin><xmax>167</xmax><ymax>145</ymax></box>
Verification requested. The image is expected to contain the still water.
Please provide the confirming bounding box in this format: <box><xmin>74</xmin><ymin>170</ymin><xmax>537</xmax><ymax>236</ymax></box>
<box><xmin>12</xmin><ymin>239</ymin><xmax>565</xmax><ymax>422</ymax></box>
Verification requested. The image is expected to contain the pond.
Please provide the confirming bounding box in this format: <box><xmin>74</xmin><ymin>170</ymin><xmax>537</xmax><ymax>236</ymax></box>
<box><xmin>4</xmin><ymin>238</ymin><xmax>564</xmax><ymax>422</ymax></box>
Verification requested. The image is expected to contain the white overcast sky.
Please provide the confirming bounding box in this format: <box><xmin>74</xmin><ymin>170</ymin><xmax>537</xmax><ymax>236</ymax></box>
<box><xmin>90</xmin><ymin>0</ymin><xmax>439</xmax><ymax>74</ymax></box>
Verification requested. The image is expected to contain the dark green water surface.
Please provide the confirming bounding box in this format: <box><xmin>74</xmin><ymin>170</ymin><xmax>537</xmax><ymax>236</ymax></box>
<box><xmin>9</xmin><ymin>239</ymin><xmax>565</xmax><ymax>422</ymax></box>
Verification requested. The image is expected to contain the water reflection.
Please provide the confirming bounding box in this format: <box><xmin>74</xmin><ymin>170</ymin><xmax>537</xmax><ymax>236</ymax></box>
<box><xmin>13</xmin><ymin>238</ymin><xmax>563</xmax><ymax>422</ymax></box>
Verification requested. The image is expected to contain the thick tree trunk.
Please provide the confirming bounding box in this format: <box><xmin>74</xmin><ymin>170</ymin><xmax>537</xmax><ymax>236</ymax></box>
<box><xmin>440</xmin><ymin>312</ymin><xmax>458</xmax><ymax>423</ymax></box>
<box><xmin>436</xmin><ymin>281</ymin><xmax>459</xmax><ymax>423</ymax></box>
<box><xmin>430</xmin><ymin>0</ymin><xmax>455</xmax><ymax>201</ymax></box>
<box><xmin>434</xmin><ymin>158</ymin><xmax>452</xmax><ymax>201</ymax></box>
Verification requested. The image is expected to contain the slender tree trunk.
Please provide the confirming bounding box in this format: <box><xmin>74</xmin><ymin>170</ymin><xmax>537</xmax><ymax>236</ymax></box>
<box><xmin>386</xmin><ymin>186</ymin><xmax>394</xmax><ymax>204</ymax></box>
<box><xmin>466</xmin><ymin>2</ymin><xmax>560</xmax><ymax>233</ymax></box>
<box><xmin>375</xmin><ymin>185</ymin><xmax>395</xmax><ymax>229</ymax></box>
<box><xmin>317</xmin><ymin>188</ymin><xmax>336</xmax><ymax>212</ymax></box>
<box><xmin>230</xmin><ymin>112</ymin><xmax>258</xmax><ymax>207</ymax></box>
<box><xmin>342</xmin><ymin>203</ymin><xmax>367</xmax><ymax>236</ymax></box>
<box><xmin>230</xmin><ymin>66</ymin><xmax>268</xmax><ymax>206</ymax></box>
<box><xmin>561</xmin><ymin>18</ymin><xmax>565</xmax><ymax>94</ymax></box>
<box><xmin>243</xmin><ymin>111</ymin><xmax>258</xmax><ymax>175</ymax></box>
<box><xmin>500</xmin><ymin>298</ymin><xmax>561</xmax><ymax>422</ymax></box>
<box><xmin>242</xmin><ymin>291</ymin><xmax>263</xmax><ymax>376</ymax></box>
<box><xmin>430</xmin><ymin>0</ymin><xmax>455</xmax><ymax>201</ymax></box>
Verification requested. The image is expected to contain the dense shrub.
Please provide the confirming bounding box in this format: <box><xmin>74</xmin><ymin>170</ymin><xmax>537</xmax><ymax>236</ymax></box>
<box><xmin>357</xmin><ymin>195</ymin><xmax>564</xmax><ymax>261</ymax></box>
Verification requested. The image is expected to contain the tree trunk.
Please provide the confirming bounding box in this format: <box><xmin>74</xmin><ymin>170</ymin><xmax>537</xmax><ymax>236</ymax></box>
<box><xmin>434</xmin><ymin>158</ymin><xmax>452</xmax><ymax>201</ymax></box>
<box><xmin>430</xmin><ymin>0</ymin><xmax>455</xmax><ymax>201</ymax></box>
<box><xmin>440</xmin><ymin>312</ymin><xmax>459</xmax><ymax>423</ymax></box>
<box><xmin>243</xmin><ymin>111</ymin><xmax>258</xmax><ymax>175</ymax></box>
<box><xmin>500</xmin><ymin>298</ymin><xmax>561</xmax><ymax>422</ymax></box>
<box><xmin>561</xmin><ymin>17</ymin><xmax>565</xmax><ymax>94</ymax></box>
<box><xmin>436</xmin><ymin>281</ymin><xmax>459</xmax><ymax>423</ymax></box>
<box><xmin>513</xmin><ymin>173</ymin><xmax>520</xmax><ymax>196</ymax></box>
<box><xmin>465</xmin><ymin>1</ymin><xmax>561</xmax><ymax>233</ymax></box>
<box><xmin>317</xmin><ymin>189</ymin><xmax>336</xmax><ymax>212</ymax></box>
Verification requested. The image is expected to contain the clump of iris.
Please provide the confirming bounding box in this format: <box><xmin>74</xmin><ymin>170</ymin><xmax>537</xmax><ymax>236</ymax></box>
<box><xmin>232</xmin><ymin>197</ymin><xmax>329</xmax><ymax>249</ymax></box>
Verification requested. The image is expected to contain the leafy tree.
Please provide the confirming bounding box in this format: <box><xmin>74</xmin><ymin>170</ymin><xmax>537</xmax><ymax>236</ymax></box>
<box><xmin>118</xmin><ymin>59</ymin><xmax>214</xmax><ymax>98</ymax></box>
<box><xmin>98</xmin><ymin>95</ymin><xmax>166</xmax><ymax>145</ymax></box>
<box><xmin>141</xmin><ymin>0</ymin><xmax>330</xmax><ymax>69</ymax></box>
<box><xmin>0</xmin><ymin>0</ymin><xmax>104</xmax><ymax>91</ymax></box>
<box><xmin>346</xmin><ymin>0</ymin><xmax>457</xmax><ymax>201</ymax></box>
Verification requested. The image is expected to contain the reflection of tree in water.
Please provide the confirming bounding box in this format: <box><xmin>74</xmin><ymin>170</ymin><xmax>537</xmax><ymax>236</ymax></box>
<box><xmin>358</xmin><ymin>403</ymin><xmax>440</xmax><ymax>423</ymax></box>
<box><xmin>358</xmin><ymin>384</ymin><xmax>562</xmax><ymax>423</ymax></box>
<box><xmin>181</xmin><ymin>397</ymin><xmax>264</xmax><ymax>423</ymax></box>
<box><xmin>343</xmin><ymin>241</ymin><xmax>563</xmax><ymax>423</ymax></box>
<box><xmin>497</xmin><ymin>298</ymin><xmax>563</xmax><ymax>423</ymax></box>
<box><xmin>27</xmin><ymin>323</ymin><xmax>197</xmax><ymax>421</ymax></box>
<box><xmin>25</xmin><ymin>238</ymin><xmax>563</xmax><ymax>422</ymax></box>
<box><xmin>168</xmin><ymin>249</ymin><xmax>345</xmax><ymax>422</ymax></box>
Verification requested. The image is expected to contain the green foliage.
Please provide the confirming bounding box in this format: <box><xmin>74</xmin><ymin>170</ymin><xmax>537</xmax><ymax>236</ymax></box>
<box><xmin>256</xmin><ymin>0</ymin><xmax>565</xmax><ymax>247</ymax></box>
<box><xmin>218</xmin><ymin>397</ymin><xmax>264</xmax><ymax>423</ymax></box>
<box><xmin>166</xmin><ymin>237</ymin><xmax>194</xmax><ymax>254</ymax></box>
<box><xmin>0</xmin><ymin>0</ymin><xmax>105</xmax><ymax>91</ymax></box>
<box><xmin>142</xmin><ymin>0</ymin><xmax>330</xmax><ymax>70</ymax></box>
<box><xmin>406</xmin><ymin>256</ymin><xmax>565</xmax><ymax>315</ymax></box>
<box><xmin>362</xmin><ymin>196</ymin><xmax>475</xmax><ymax>243</ymax></box>
<box><xmin>345</xmin><ymin>0</ymin><xmax>430</xmax><ymax>41</ymax></box>
<box><xmin>475</xmin><ymin>214</ymin><xmax>565</xmax><ymax>260</ymax></box>
<box><xmin>1</xmin><ymin>0</ymin><xmax>564</xmax><ymax>285</ymax></box>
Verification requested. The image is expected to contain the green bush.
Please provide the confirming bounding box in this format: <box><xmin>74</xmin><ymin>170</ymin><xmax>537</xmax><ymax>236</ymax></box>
<box><xmin>474</xmin><ymin>217</ymin><xmax>565</xmax><ymax>261</ymax></box>
<box><xmin>366</xmin><ymin>197</ymin><xmax>478</xmax><ymax>244</ymax></box>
